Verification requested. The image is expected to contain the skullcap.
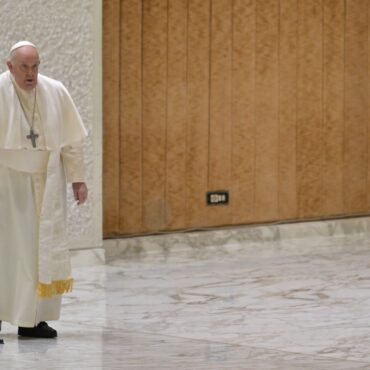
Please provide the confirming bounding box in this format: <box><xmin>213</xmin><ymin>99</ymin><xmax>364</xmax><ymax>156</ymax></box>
<box><xmin>9</xmin><ymin>40</ymin><xmax>37</xmax><ymax>55</ymax></box>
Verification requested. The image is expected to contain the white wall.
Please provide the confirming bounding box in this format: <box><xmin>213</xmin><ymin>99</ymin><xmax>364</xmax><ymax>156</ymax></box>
<box><xmin>0</xmin><ymin>0</ymin><xmax>102</xmax><ymax>249</ymax></box>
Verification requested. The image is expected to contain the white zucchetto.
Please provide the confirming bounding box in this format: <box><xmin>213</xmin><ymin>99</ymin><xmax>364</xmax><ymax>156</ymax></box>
<box><xmin>9</xmin><ymin>41</ymin><xmax>37</xmax><ymax>55</ymax></box>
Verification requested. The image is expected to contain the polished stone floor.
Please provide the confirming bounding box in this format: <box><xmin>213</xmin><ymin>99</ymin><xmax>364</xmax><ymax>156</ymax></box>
<box><xmin>2</xmin><ymin>221</ymin><xmax>370</xmax><ymax>369</ymax></box>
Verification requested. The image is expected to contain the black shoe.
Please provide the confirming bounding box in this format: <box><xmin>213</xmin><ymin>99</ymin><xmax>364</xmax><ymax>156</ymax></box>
<box><xmin>18</xmin><ymin>322</ymin><xmax>57</xmax><ymax>338</ymax></box>
<box><xmin>0</xmin><ymin>320</ymin><xmax>3</xmax><ymax>343</ymax></box>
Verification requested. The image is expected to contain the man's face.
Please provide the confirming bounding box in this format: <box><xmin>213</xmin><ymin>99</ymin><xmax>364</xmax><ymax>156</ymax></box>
<box><xmin>7</xmin><ymin>46</ymin><xmax>40</xmax><ymax>91</ymax></box>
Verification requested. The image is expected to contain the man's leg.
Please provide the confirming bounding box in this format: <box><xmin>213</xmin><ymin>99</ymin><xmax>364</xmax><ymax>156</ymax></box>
<box><xmin>17</xmin><ymin>295</ymin><xmax>61</xmax><ymax>338</ymax></box>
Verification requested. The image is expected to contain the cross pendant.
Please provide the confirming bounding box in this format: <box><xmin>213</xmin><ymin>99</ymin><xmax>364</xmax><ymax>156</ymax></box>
<box><xmin>26</xmin><ymin>129</ymin><xmax>39</xmax><ymax>148</ymax></box>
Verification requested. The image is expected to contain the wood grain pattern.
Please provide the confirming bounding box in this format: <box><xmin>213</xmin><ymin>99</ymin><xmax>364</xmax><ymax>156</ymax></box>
<box><xmin>166</xmin><ymin>0</ymin><xmax>188</xmax><ymax>230</ymax></box>
<box><xmin>368</xmin><ymin>1</ymin><xmax>370</xmax><ymax>210</ymax></box>
<box><xmin>254</xmin><ymin>0</ymin><xmax>279</xmax><ymax>221</ymax></box>
<box><xmin>120</xmin><ymin>0</ymin><xmax>143</xmax><ymax>233</ymax></box>
<box><xmin>186</xmin><ymin>0</ymin><xmax>210</xmax><ymax>227</ymax></box>
<box><xmin>231</xmin><ymin>0</ymin><xmax>256</xmax><ymax>224</ymax></box>
<box><xmin>103</xmin><ymin>0</ymin><xmax>370</xmax><ymax>236</ymax></box>
<box><xmin>297</xmin><ymin>0</ymin><xmax>323</xmax><ymax>218</ymax></box>
<box><xmin>322</xmin><ymin>0</ymin><xmax>344</xmax><ymax>215</ymax></box>
<box><xmin>344</xmin><ymin>0</ymin><xmax>368</xmax><ymax>213</ymax></box>
<box><xmin>278</xmin><ymin>0</ymin><xmax>298</xmax><ymax>220</ymax></box>
<box><xmin>208</xmin><ymin>0</ymin><xmax>232</xmax><ymax>226</ymax></box>
<box><xmin>142</xmin><ymin>0</ymin><xmax>168</xmax><ymax>231</ymax></box>
<box><xmin>103</xmin><ymin>0</ymin><xmax>120</xmax><ymax>234</ymax></box>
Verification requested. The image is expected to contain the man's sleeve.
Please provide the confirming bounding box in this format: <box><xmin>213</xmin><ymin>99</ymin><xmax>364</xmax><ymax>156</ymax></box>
<box><xmin>61</xmin><ymin>144</ymin><xmax>86</xmax><ymax>183</ymax></box>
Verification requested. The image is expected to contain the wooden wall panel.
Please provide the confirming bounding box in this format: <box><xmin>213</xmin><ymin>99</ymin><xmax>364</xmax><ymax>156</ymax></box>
<box><xmin>166</xmin><ymin>0</ymin><xmax>188</xmax><ymax>230</ymax></box>
<box><xmin>322</xmin><ymin>0</ymin><xmax>345</xmax><ymax>215</ymax></box>
<box><xmin>278</xmin><ymin>0</ymin><xmax>298</xmax><ymax>219</ymax></box>
<box><xmin>103</xmin><ymin>0</ymin><xmax>370</xmax><ymax>236</ymax></box>
<box><xmin>297</xmin><ymin>0</ymin><xmax>323</xmax><ymax>218</ymax></box>
<box><xmin>231</xmin><ymin>0</ymin><xmax>256</xmax><ymax>224</ymax></box>
<box><xmin>120</xmin><ymin>0</ymin><xmax>143</xmax><ymax>233</ymax></box>
<box><xmin>142</xmin><ymin>0</ymin><xmax>168</xmax><ymax>231</ymax></box>
<box><xmin>103</xmin><ymin>0</ymin><xmax>120</xmax><ymax>234</ymax></box>
<box><xmin>186</xmin><ymin>0</ymin><xmax>210</xmax><ymax>227</ymax></box>
<box><xmin>368</xmin><ymin>1</ymin><xmax>370</xmax><ymax>210</ymax></box>
<box><xmin>254</xmin><ymin>0</ymin><xmax>279</xmax><ymax>221</ymax></box>
<box><xmin>208</xmin><ymin>0</ymin><xmax>232</xmax><ymax>226</ymax></box>
<box><xmin>344</xmin><ymin>0</ymin><xmax>368</xmax><ymax>213</ymax></box>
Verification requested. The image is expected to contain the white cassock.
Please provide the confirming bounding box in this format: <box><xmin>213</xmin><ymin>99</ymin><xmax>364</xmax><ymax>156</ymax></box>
<box><xmin>0</xmin><ymin>70</ymin><xmax>87</xmax><ymax>327</ymax></box>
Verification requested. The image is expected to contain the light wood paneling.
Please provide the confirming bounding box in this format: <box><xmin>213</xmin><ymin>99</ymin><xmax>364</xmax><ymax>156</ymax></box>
<box><xmin>322</xmin><ymin>0</ymin><xmax>345</xmax><ymax>215</ymax></box>
<box><xmin>103</xmin><ymin>0</ymin><xmax>120</xmax><ymax>234</ymax></box>
<box><xmin>255</xmin><ymin>0</ymin><xmax>279</xmax><ymax>221</ymax></box>
<box><xmin>186</xmin><ymin>0</ymin><xmax>210</xmax><ymax>227</ymax></box>
<box><xmin>368</xmin><ymin>1</ymin><xmax>370</xmax><ymax>210</ymax></box>
<box><xmin>208</xmin><ymin>0</ymin><xmax>232</xmax><ymax>226</ymax></box>
<box><xmin>344</xmin><ymin>0</ymin><xmax>368</xmax><ymax>213</ymax></box>
<box><xmin>142</xmin><ymin>0</ymin><xmax>168</xmax><ymax>231</ymax></box>
<box><xmin>231</xmin><ymin>0</ymin><xmax>256</xmax><ymax>224</ymax></box>
<box><xmin>279</xmin><ymin>0</ymin><xmax>298</xmax><ymax>219</ymax></box>
<box><xmin>104</xmin><ymin>0</ymin><xmax>370</xmax><ymax>236</ymax></box>
<box><xmin>166</xmin><ymin>0</ymin><xmax>188</xmax><ymax>229</ymax></box>
<box><xmin>297</xmin><ymin>0</ymin><xmax>323</xmax><ymax>218</ymax></box>
<box><xmin>120</xmin><ymin>0</ymin><xmax>143</xmax><ymax>233</ymax></box>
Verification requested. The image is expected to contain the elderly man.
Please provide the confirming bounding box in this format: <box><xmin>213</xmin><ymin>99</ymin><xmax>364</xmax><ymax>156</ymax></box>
<box><xmin>0</xmin><ymin>41</ymin><xmax>88</xmax><ymax>339</ymax></box>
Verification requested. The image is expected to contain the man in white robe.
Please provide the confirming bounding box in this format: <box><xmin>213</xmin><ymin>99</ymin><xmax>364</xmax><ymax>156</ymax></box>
<box><xmin>0</xmin><ymin>41</ymin><xmax>88</xmax><ymax>339</ymax></box>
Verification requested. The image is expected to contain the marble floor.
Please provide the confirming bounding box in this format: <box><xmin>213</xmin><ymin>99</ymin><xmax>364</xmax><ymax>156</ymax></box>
<box><xmin>2</xmin><ymin>221</ymin><xmax>370</xmax><ymax>369</ymax></box>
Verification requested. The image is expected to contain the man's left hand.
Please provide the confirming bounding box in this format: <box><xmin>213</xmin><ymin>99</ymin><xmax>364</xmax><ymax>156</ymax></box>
<box><xmin>72</xmin><ymin>182</ymin><xmax>88</xmax><ymax>205</ymax></box>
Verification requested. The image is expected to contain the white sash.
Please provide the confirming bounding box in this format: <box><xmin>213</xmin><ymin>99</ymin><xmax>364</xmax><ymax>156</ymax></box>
<box><xmin>0</xmin><ymin>149</ymin><xmax>49</xmax><ymax>173</ymax></box>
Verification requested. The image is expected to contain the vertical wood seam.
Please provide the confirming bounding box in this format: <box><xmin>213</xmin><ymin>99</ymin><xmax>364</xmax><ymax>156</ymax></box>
<box><xmin>140</xmin><ymin>0</ymin><xmax>145</xmax><ymax>230</ymax></box>
<box><xmin>165</xmin><ymin>0</ymin><xmax>169</xmax><ymax>226</ymax></box>
<box><xmin>118</xmin><ymin>0</ymin><xmax>122</xmax><ymax>231</ymax></box>
<box><xmin>277</xmin><ymin>0</ymin><xmax>281</xmax><ymax>216</ymax></box>
<box><xmin>231</xmin><ymin>0</ymin><xmax>234</xmax><ymax>207</ymax></box>
<box><xmin>342</xmin><ymin>0</ymin><xmax>346</xmax><ymax>212</ymax></box>
<box><xmin>253</xmin><ymin>0</ymin><xmax>257</xmax><ymax>218</ymax></box>
<box><xmin>296</xmin><ymin>0</ymin><xmax>299</xmax><ymax>216</ymax></box>
<box><xmin>343</xmin><ymin>0</ymin><xmax>347</xmax><ymax>212</ymax></box>
<box><xmin>185</xmin><ymin>0</ymin><xmax>190</xmax><ymax>226</ymax></box>
<box><xmin>342</xmin><ymin>0</ymin><xmax>345</xmax><ymax>213</ymax></box>
<box><xmin>207</xmin><ymin>0</ymin><xmax>212</xmax><ymax>189</ymax></box>
<box><xmin>295</xmin><ymin>0</ymin><xmax>299</xmax><ymax>218</ymax></box>
<box><xmin>365</xmin><ymin>0</ymin><xmax>369</xmax><ymax>210</ymax></box>
<box><xmin>321</xmin><ymin>0</ymin><xmax>325</xmax><ymax>214</ymax></box>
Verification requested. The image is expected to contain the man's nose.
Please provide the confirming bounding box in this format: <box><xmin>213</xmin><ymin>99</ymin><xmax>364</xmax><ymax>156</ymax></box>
<box><xmin>26</xmin><ymin>69</ymin><xmax>34</xmax><ymax>77</ymax></box>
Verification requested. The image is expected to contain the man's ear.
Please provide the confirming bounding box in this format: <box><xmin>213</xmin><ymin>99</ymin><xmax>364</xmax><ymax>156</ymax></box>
<box><xmin>6</xmin><ymin>60</ymin><xmax>13</xmax><ymax>72</ymax></box>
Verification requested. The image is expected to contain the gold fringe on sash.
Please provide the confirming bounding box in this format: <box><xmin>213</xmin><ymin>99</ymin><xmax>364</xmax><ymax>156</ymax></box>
<box><xmin>37</xmin><ymin>278</ymin><xmax>73</xmax><ymax>298</ymax></box>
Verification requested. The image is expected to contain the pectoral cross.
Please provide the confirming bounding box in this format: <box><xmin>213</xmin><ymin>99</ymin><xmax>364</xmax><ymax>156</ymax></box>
<box><xmin>26</xmin><ymin>129</ymin><xmax>39</xmax><ymax>148</ymax></box>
